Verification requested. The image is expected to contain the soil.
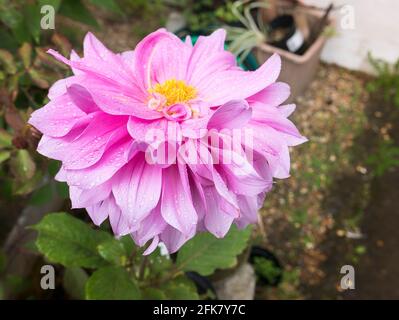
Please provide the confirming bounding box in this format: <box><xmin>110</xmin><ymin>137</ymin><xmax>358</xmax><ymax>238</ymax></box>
<box><xmin>258</xmin><ymin>63</ymin><xmax>399</xmax><ymax>299</ymax></box>
<box><xmin>309</xmin><ymin>93</ymin><xmax>399</xmax><ymax>299</ymax></box>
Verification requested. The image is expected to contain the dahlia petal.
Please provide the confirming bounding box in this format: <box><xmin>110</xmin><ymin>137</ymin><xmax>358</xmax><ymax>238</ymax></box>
<box><xmin>185</xmin><ymin>145</ymin><xmax>239</xmax><ymax>210</ymax></box>
<box><xmin>203</xmin><ymin>186</ymin><xmax>235</xmax><ymax>238</ymax></box>
<box><xmin>132</xmin><ymin>28</ymin><xmax>176</xmax><ymax>90</ymax></box>
<box><xmin>36</xmin><ymin>115</ymin><xmax>93</xmax><ymax>160</ymax></box>
<box><xmin>188</xmin><ymin>170</ymin><xmax>207</xmax><ymax>221</ymax></box>
<box><xmin>127</xmin><ymin>117</ymin><xmax>167</xmax><ymax>142</ymax></box>
<box><xmin>85</xmin><ymin>196</ymin><xmax>113</xmax><ymax>227</ymax></box>
<box><xmin>47</xmin><ymin>48</ymin><xmax>144</xmax><ymax>96</ymax></box>
<box><xmin>189</xmin><ymin>51</ymin><xmax>237</xmax><ymax>89</ymax></box>
<box><xmin>128</xmin><ymin>118</ymin><xmax>182</xmax><ymax>165</ymax></box>
<box><xmin>132</xmin><ymin>205</ymin><xmax>166</xmax><ymax>246</ymax></box>
<box><xmin>160</xmin><ymin>225</ymin><xmax>193</xmax><ymax>254</ymax></box>
<box><xmin>69</xmin><ymin>186</ymin><xmax>83</xmax><ymax>209</ymax></box>
<box><xmin>64</xmin><ymin>138</ymin><xmax>132</xmax><ymax>188</ymax></box>
<box><xmin>83</xmin><ymin>32</ymin><xmax>113</xmax><ymax>61</ymax></box>
<box><xmin>66</xmin><ymin>84</ymin><xmax>99</xmax><ymax>114</ymax></box>
<box><xmin>187</xmin><ymin>29</ymin><xmax>236</xmax><ymax>85</ymax></box>
<box><xmin>62</xmin><ymin>113</ymin><xmax>128</xmax><ymax>170</ymax></box>
<box><xmin>107</xmin><ymin>196</ymin><xmax>136</xmax><ymax>236</ymax></box>
<box><xmin>143</xmin><ymin>236</ymin><xmax>160</xmax><ymax>255</ymax></box>
<box><xmin>150</xmin><ymin>33</ymin><xmax>191</xmax><ymax>83</ymax></box>
<box><xmin>71</xmin><ymin>180</ymin><xmax>112</xmax><ymax>208</ymax></box>
<box><xmin>235</xmin><ymin>195</ymin><xmax>259</xmax><ymax>229</ymax></box>
<box><xmin>252</xmin><ymin>150</ymin><xmax>274</xmax><ymax>183</ymax></box>
<box><xmin>70</xmin><ymin>50</ymin><xmax>83</xmax><ymax>75</ymax></box>
<box><xmin>184</xmin><ymin>35</ymin><xmax>193</xmax><ymax>46</ymax></box>
<box><xmin>28</xmin><ymin>93</ymin><xmax>87</xmax><ymax>137</ymax></box>
<box><xmin>120</xmin><ymin>50</ymin><xmax>135</xmax><ymax>63</ymax></box>
<box><xmin>161</xmin><ymin>165</ymin><xmax>197</xmax><ymax>235</ymax></box>
<box><xmin>48</xmin><ymin>75</ymin><xmax>82</xmax><ymax>100</ymax></box>
<box><xmin>82</xmin><ymin>32</ymin><xmax>137</xmax><ymax>86</ymax></box>
<box><xmin>180</xmin><ymin>115</ymin><xmax>209</xmax><ymax>138</ymax></box>
<box><xmin>81</xmin><ymin>77</ymin><xmax>160</xmax><ymax>119</ymax></box>
<box><xmin>197</xmin><ymin>53</ymin><xmax>281</xmax><ymax>106</ymax></box>
<box><xmin>207</xmin><ymin>99</ymin><xmax>251</xmax><ymax>130</ymax></box>
<box><xmin>278</xmin><ymin>104</ymin><xmax>296</xmax><ymax>117</ymax></box>
<box><xmin>217</xmin><ymin>149</ymin><xmax>271</xmax><ymax>196</ymax></box>
<box><xmin>273</xmin><ymin>143</ymin><xmax>291</xmax><ymax>179</ymax></box>
<box><xmin>112</xmin><ymin>154</ymin><xmax>162</xmax><ymax>224</ymax></box>
<box><xmin>54</xmin><ymin>166</ymin><xmax>67</xmax><ymax>182</ymax></box>
<box><xmin>251</xmin><ymin>103</ymin><xmax>307</xmax><ymax>146</ymax></box>
<box><xmin>248</xmin><ymin>82</ymin><xmax>290</xmax><ymax>105</ymax></box>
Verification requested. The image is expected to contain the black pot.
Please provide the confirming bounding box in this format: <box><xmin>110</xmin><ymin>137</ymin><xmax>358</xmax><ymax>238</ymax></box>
<box><xmin>268</xmin><ymin>14</ymin><xmax>306</xmax><ymax>55</ymax></box>
<box><xmin>249</xmin><ymin>246</ymin><xmax>283</xmax><ymax>287</ymax></box>
<box><xmin>185</xmin><ymin>271</ymin><xmax>218</xmax><ymax>299</ymax></box>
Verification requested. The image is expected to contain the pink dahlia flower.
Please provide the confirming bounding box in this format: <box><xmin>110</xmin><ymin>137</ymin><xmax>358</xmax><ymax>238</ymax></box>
<box><xmin>29</xmin><ymin>29</ymin><xmax>306</xmax><ymax>254</ymax></box>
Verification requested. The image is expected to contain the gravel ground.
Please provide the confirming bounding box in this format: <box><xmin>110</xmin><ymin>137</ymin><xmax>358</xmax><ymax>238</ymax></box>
<box><xmin>257</xmin><ymin>64</ymin><xmax>372</xmax><ymax>299</ymax></box>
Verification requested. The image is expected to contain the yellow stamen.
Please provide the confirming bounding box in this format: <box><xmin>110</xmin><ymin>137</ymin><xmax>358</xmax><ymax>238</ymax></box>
<box><xmin>151</xmin><ymin>79</ymin><xmax>197</xmax><ymax>106</ymax></box>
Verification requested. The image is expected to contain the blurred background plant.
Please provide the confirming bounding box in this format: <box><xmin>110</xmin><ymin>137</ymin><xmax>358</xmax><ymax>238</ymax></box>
<box><xmin>224</xmin><ymin>0</ymin><xmax>269</xmax><ymax>61</ymax></box>
<box><xmin>367</xmin><ymin>54</ymin><xmax>399</xmax><ymax>109</ymax></box>
<box><xmin>165</xmin><ymin>0</ymin><xmax>240</xmax><ymax>34</ymax></box>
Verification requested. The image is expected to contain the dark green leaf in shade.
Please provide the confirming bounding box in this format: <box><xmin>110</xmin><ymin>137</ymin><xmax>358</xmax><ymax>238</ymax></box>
<box><xmin>33</xmin><ymin>212</ymin><xmax>113</xmax><ymax>268</ymax></box>
<box><xmin>85</xmin><ymin>266</ymin><xmax>141</xmax><ymax>300</ymax></box>
<box><xmin>176</xmin><ymin>225</ymin><xmax>251</xmax><ymax>276</ymax></box>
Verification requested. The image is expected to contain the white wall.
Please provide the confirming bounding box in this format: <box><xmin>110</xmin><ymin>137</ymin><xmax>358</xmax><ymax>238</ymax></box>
<box><xmin>302</xmin><ymin>0</ymin><xmax>399</xmax><ymax>73</ymax></box>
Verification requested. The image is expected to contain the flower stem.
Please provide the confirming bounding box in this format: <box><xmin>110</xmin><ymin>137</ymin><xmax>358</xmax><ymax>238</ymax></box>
<box><xmin>138</xmin><ymin>255</ymin><xmax>149</xmax><ymax>281</ymax></box>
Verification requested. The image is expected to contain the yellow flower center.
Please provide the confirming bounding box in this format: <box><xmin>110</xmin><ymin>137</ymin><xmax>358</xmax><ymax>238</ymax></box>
<box><xmin>151</xmin><ymin>79</ymin><xmax>197</xmax><ymax>106</ymax></box>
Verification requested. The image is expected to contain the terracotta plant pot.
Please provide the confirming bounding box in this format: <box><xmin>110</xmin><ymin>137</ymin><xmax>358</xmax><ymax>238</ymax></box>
<box><xmin>255</xmin><ymin>7</ymin><xmax>333</xmax><ymax>101</ymax></box>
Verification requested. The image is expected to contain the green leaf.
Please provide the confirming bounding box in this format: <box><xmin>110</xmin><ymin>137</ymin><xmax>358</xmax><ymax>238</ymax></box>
<box><xmin>0</xmin><ymin>250</ymin><xmax>6</xmax><ymax>273</ymax></box>
<box><xmin>85</xmin><ymin>266</ymin><xmax>141</xmax><ymax>300</ymax></box>
<box><xmin>141</xmin><ymin>288</ymin><xmax>167</xmax><ymax>300</ymax></box>
<box><xmin>13</xmin><ymin>171</ymin><xmax>42</xmax><ymax>195</ymax></box>
<box><xmin>38</xmin><ymin>0</ymin><xmax>62</xmax><ymax>12</ymax></box>
<box><xmin>176</xmin><ymin>225</ymin><xmax>251</xmax><ymax>276</ymax></box>
<box><xmin>0</xmin><ymin>128</ymin><xmax>13</xmax><ymax>147</ymax></box>
<box><xmin>47</xmin><ymin>160</ymin><xmax>61</xmax><ymax>176</ymax></box>
<box><xmin>10</xmin><ymin>149</ymin><xmax>36</xmax><ymax>180</ymax></box>
<box><xmin>0</xmin><ymin>49</ymin><xmax>17</xmax><ymax>74</ymax></box>
<box><xmin>3</xmin><ymin>274</ymin><xmax>29</xmax><ymax>296</ymax></box>
<box><xmin>148</xmin><ymin>248</ymin><xmax>172</xmax><ymax>277</ymax></box>
<box><xmin>55</xmin><ymin>181</ymin><xmax>69</xmax><ymax>199</ymax></box>
<box><xmin>0</xmin><ymin>6</ymin><xmax>31</xmax><ymax>44</ymax></box>
<box><xmin>119</xmin><ymin>235</ymin><xmax>135</xmax><ymax>256</ymax></box>
<box><xmin>59</xmin><ymin>0</ymin><xmax>98</xmax><ymax>28</ymax></box>
<box><xmin>162</xmin><ymin>277</ymin><xmax>199</xmax><ymax>300</ymax></box>
<box><xmin>63</xmin><ymin>267</ymin><xmax>88</xmax><ymax>300</ymax></box>
<box><xmin>0</xmin><ymin>28</ymin><xmax>19</xmax><ymax>50</ymax></box>
<box><xmin>28</xmin><ymin>68</ymin><xmax>52</xmax><ymax>89</ymax></box>
<box><xmin>23</xmin><ymin>4</ymin><xmax>41</xmax><ymax>44</ymax></box>
<box><xmin>0</xmin><ymin>150</ymin><xmax>10</xmax><ymax>165</ymax></box>
<box><xmin>35</xmin><ymin>47</ymin><xmax>68</xmax><ymax>70</ymax></box>
<box><xmin>97</xmin><ymin>239</ymin><xmax>127</xmax><ymax>266</ymax></box>
<box><xmin>29</xmin><ymin>183</ymin><xmax>54</xmax><ymax>206</ymax></box>
<box><xmin>18</xmin><ymin>43</ymin><xmax>32</xmax><ymax>68</ymax></box>
<box><xmin>51</xmin><ymin>33</ymin><xmax>72</xmax><ymax>57</ymax></box>
<box><xmin>33</xmin><ymin>212</ymin><xmax>113</xmax><ymax>268</ymax></box>
<box><xmin>89</xmin><ymin>0</ymin><xmax>122</xmax><ymax>14</ymax></box>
